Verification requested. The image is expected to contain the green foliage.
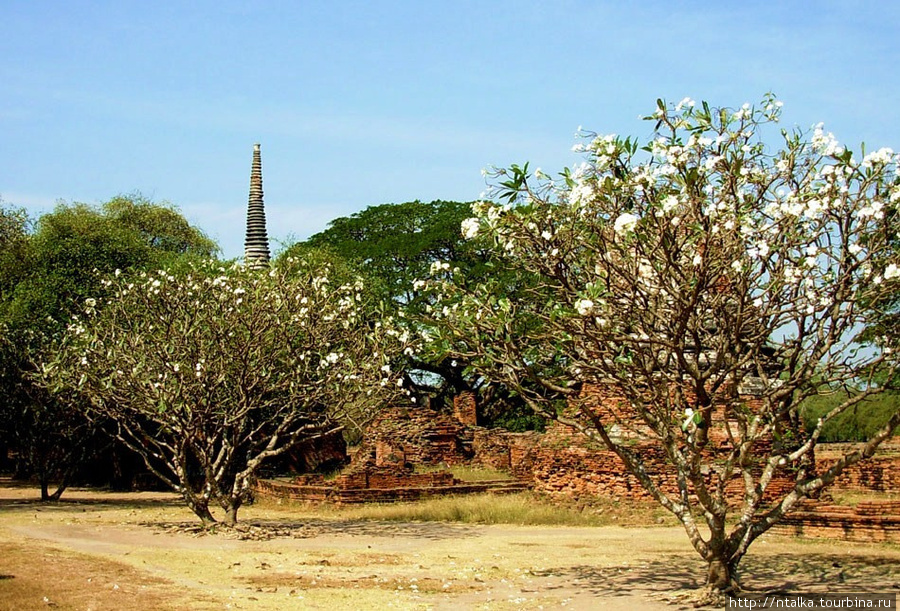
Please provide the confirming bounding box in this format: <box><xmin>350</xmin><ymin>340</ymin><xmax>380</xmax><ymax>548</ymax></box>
<box><xmin>103</xmin><ymin>193</ymin><xmax>218</xmax><ymax>260</ymax></box>
<box><xmin>287</xmin><ymin>199</ymin><xmax>484</xmax><ymax>304</ymax></box>
<box><xmin>1</xmin><ymin>195</ymin><xmax>216</xmax><ymax>335</ymax></box>
<box><xmin>0</xmin><ymin>203</ymin><xmax>31</xmax><ymax>337</ymax></box>
<box><xmin>0</xmin><ymin>204</ymin><xmax>29</xmax><ymax>250</ymax></box>
<box><xmin>801</xmin><ymin>390</ymin><xmax>900</xmax><ymax>442</ymax></box>
<box><xmin>285</xmin><ymin>200</ymin><xmax>548</xmax><ymax>430</ymax></box>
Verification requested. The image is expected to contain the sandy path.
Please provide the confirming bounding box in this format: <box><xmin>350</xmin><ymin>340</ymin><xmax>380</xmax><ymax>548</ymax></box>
<box><xmin>2</xmin><ymin>484</ymin><xmax>898</xmax><ymax>610</ymax></box>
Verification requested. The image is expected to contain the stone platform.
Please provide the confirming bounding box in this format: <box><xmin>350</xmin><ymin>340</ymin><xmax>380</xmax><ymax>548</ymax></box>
<box><xmin>254</xmin><ymin>469</ymin><xmax>530</xmax><ymax>504</ymax></box>
<box><xmin>772</xmin><ymin>499</ymin><xmax>900</xmax><ymax>543</ymax></box>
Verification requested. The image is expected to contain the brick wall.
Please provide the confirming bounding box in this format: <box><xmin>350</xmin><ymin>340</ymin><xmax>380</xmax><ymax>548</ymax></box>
<box><xmin>257</xmin><ymin>391</ymin><xmax>898</xmax><ymax>529</ymax></box>
<box><xmin>814</xmin><ymin>456</ymin><xmax>900</xmax><ymax>492</ymax></box>
<box><xmin>773</xmin><ymin>499</ymin><xmax>900</xmax><ymax>543</ymax></box>
<box><xmin>454</xmin><ymin>391</ymin><xmax>478</xmax><ymax>426</ymax></box>
<box><xmin>353</xmin><ymin>407</ymin><xmax>475</xmax><ymax>469</ymax></box>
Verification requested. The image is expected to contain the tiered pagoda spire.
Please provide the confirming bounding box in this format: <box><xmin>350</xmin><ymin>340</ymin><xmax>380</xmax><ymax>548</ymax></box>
<box><xmin>244</xmin><ymin>143</ymin><xmax>271</xmax><ymax>269</ymax></box>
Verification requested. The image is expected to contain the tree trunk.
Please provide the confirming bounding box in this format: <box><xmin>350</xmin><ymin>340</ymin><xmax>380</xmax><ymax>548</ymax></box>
<box><xmin>224</xmin><ymin>498</ymin><xmax>242</xmax><ymax>527</ymax></box>
<box><xmin>183</xmin><ymin>494</ymin><xmax>217</xmax><ymax>527</ymax></box>
<box><xmin>38</xmin><ymin>475</ymin><xmax>67</xmax><ymax>502</ymax></box>
<box><xmin>706</xmin><ymin>557</ymin><xmax>740</xmax><ymax>594</ymax></box>
<box><xmin>45</xmin><ymin>484</ymin><xmax>66</xmax><ymax>502</ymax></box>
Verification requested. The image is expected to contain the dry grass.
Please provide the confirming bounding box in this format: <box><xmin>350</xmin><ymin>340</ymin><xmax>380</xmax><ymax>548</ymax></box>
<box><xmin>255</xmin><ymin>490</ymin><xmax>678</xmax><ymax>527</ymax></box>
<box><xmin>828</xmin><ymin>489</ymin><xmax>900</xmax><ymax>506</ymax></box>
<box><xmin>0</xmin><ymin>540</ymin><xmax>195</xmax><ymax>611</ymax></box>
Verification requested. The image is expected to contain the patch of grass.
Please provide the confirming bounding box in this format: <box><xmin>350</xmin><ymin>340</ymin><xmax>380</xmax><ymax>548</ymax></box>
<box><xmin>298</xmin><ymin>491</ymin><xmax>677</xmax><ymax>528</ymax></box>
<box><xmin>827</xmin><ymin>489</ymin><xmax>900</xmax><ymax>506</ymax></box>
<box><xmin>331</xmin><ymin>492</ymin><xmax>600</xmax><ymax>525</ymax></box>
<box><xmin>414</xmin><ymin>464</ymin><xmax>515</xmax><ymax>482</ymax></box>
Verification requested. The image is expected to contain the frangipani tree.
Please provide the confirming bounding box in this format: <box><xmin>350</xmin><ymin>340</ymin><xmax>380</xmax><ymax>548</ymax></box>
<box><xmin>421</xmin><ymin>95</ymin><xmax>899</xmax><ymax>593</ymax></box>
<box><xmin>42</xmin><ymin>257</ymin><xmax>411</xmax><ymax>526</ymax></box>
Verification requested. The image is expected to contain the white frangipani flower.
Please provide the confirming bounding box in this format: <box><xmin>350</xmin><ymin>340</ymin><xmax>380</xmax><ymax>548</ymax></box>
<box><xmin>613</xmin><ymin>213</ymin><xmax>639</xmax><ymax>235</ymax></box>
<box><xmin>461</xmin><ymin>218</ymin><xmax>480</xmax><ymax>240</ymax></box>
<box><xmin>574</xmin><ymin>299</ymin><xmax>594</xmax><ymax>316</ymax></box>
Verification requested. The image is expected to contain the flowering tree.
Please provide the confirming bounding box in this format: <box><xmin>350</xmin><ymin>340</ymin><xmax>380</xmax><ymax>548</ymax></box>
<box><xmin>42</xmin><ymin>256</ymin><xmax>410</xmax><ymax>525</ymax></box>
<box><xmin>421</xmin><ymin>95</ymin><xmax>900</xmax><ymax>594</ymax></box>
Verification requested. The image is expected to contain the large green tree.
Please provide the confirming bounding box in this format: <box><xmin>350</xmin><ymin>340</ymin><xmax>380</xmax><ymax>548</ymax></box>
<box><xmin>1</xmin><ymin>194</ymin><xmax>217</xmax><ymax>331</ymax></box>
<box><xmin>298</xmin><ymin>200</ymin><xmax>479</xmax><ymax>304</ymax></box>
<box><xmin>42</xmin><ymin>257</ymin><xmax>411</xmax><ymax>525</ymax></box>
<box><xmin>0</xmin><ymin>195</ymin><xmax>217</xmax><ymax>499</ymax></box>
<box><xmin>287</xmin><ymin>201</ymin><xmax>546</xmax><ymax>429</ymax></box>
<box><xmin>421</xmin><ymin>96</ymin><xmax>900</xmax><ymax>595</ymax></box>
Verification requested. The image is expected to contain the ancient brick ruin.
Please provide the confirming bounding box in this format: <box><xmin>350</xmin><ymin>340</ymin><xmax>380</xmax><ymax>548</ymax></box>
<box><xmin>772</xmin><ymin>499</ymin><xmax>900</xmax><ymax>543</ymax></box>
<box><xmin>255</xmin><ymin>385</ymin><xmax>900</xmax><ymax>542</ymax></box>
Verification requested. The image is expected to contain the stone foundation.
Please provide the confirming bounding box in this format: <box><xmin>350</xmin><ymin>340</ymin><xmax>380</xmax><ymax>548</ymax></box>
<box><xmin>353</xmin><ymin>407</ymin><xmax>475</xmax><ymax>468</ymax></box>
<box><xmin>772</xmin><ymin>499</ymin><xmax>900</xmax><ymax>543</ymax></box>
<box><xmin>255</xmin><ymin>467</ymin><xmax>529</xmax><ymax>504</ymax></box>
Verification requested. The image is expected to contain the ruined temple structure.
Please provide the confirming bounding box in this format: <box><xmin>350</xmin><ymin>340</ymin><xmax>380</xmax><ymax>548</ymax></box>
<box><xmin>244</xmin><ymin>143</ymin><xmax>271</xmax><ymax>269</ymax></box>
<box><xmin>254</xmin><ymin>385</ymin><xmax>900</xmax><ymax>541</ymax></box>
<box><xmin>254</xmin><ymin>394</ymin><xmax>536</xmax><ymax>504</ymax></box>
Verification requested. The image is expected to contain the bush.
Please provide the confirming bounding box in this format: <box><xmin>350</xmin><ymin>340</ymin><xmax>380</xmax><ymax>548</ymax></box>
<box><xmin>802</xmin><ymin>390</ymin><xmax>899</xmax><ymax>442</ymax></box>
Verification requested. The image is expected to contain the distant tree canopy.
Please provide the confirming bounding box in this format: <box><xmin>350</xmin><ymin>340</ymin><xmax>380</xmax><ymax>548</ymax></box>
<box><xmin>0</xmin><ymin>204</ymin><xmax>29</xmax><ymax>250</ymax></box>
<box><xmin>802</xmin><ymin>390</ymin><xmax>900</xmax><ymax>442</ymax></box>
<box><xmin>1</xmin><ymin>194</ymin><xmax>217</xmax><ymax>334</ymax></box>
<box><xmin>288</xmin><ymin>200</ymin><xmax>485</xmax><ymax>305</ymax></box>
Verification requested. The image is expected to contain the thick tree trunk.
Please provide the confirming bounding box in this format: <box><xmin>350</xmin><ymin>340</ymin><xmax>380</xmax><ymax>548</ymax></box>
<box><xmin>706</xmin><ymin>556</ymin><xmax>740</xmax><ymax>594</ymax></box>
<box><xmin>183</xmin><ymin>494</ymin><xmax>216</xmax><ymax>527</ymax></box>
<box><xmin>224</xmin><ymin>498</ymin><xmax>242</xmax><ymax>527</ymax></box>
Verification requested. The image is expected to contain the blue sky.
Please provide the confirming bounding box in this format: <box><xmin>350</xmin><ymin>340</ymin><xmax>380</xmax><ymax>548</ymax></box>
<box><xmin>3</xmin><ymin>1</ymin><xmax>900</xmax><ymax>259</ymax></box>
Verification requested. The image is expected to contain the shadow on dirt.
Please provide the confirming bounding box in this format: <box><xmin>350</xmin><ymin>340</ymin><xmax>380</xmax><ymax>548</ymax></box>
<box><xmin>0</xmin><ymin>491</ymin><xmax>184</xmax><ymax>512</ymax></box>
<box><xmin>142</xmin><ymin>517</ymin><xmax>480</xmax><ymax>541</ymax></box>
<box><xmin>535</xmin><ymin>552</ymin><xmax>900</xmax><ymax>600</ymax></box>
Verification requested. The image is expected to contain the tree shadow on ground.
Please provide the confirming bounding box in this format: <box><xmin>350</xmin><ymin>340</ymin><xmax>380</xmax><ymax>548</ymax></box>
<box><xmin>536</xmin><ymin>552</ymin><xmax>900</xmax><ymax>603</ymax></box>
<box><xmin>143</xmin><ymin>517</ymin><xmax>481</xmax><ymax>541</ymax></box>
<box><xmin>0</xmin><ymin>493</ymin><xmax>184</xmax><ymax>512</ymax></box>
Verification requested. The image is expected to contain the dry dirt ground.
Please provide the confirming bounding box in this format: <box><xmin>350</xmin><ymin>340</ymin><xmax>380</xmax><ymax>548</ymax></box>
<box><xmin>0</xmin><ymin>482</ymin><xmax>898</xmax><ymax>610</ymax></box>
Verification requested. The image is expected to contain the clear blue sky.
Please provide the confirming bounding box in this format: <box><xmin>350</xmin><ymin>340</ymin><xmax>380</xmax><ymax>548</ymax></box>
<box><xmin>3</xmin><ymin>1</ymin><xmax>899</xmax><ymax>260</ymax></box>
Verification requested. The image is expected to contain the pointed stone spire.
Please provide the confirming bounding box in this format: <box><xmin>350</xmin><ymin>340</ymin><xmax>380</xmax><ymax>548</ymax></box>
<box><xmin>244</xmin><ymin>143</ymin><xmax>271</xmax><ymax>269</ymax></box>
